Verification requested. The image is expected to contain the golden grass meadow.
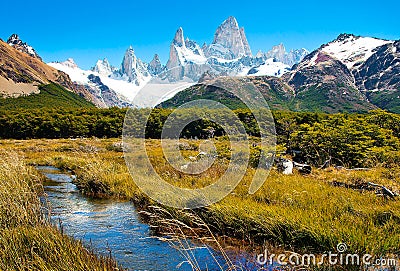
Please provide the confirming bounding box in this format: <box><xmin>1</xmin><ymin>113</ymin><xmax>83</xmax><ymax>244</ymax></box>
<box><xmin>1</xmin><ymin>137</ymin><xmax>399</xmax><ymax>270</ymax></box>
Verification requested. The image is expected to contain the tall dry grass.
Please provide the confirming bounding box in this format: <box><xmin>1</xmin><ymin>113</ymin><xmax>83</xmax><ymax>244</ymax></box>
<box><xmin>0</xmin><ymin>151</ymin><xmax>121</xmax><ymax>270</ymax></box>
<box><xmin>141</xmin><ymin>205</ymin><xmax>250</xmax><ymax>271</ymax></box>
<box><xmin>1</xmin><ymin>139</ymin><xmax>400</xmax><ymax>258</ymax></box>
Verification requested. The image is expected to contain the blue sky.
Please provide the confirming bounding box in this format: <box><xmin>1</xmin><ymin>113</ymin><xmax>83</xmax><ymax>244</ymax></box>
<box><xmin>2</xmin><ymin>0</ymin><xmax>399</xmax><ymax>69</ymax></box>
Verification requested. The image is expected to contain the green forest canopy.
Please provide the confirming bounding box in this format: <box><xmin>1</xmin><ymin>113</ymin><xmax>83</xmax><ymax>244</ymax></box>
<box><xmin>0</xmin><ymin>107</ymin><xmax>399</xmax><ymax>167</ymax></box>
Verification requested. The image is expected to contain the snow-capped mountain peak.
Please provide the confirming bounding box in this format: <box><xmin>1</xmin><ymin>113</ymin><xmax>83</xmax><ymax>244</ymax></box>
<box><xmin>49</xmin><ymin>59</ymin><xmax>89</xmax><ymax>85</ymax></box>
<box><xmin>7</xmin><ymin>34</ymin><xmax>21</xmax><ymax>45</ymax></box>
<box><xmin>168</xmin><ymin>28</ymin><xmax>207</xmax><ymax>65</ymax></box>
<box><xmin>206</xmin><ymin>16</ymin><xmax>252</xmax><ymax>60</ymax></box>
<box><xmin>148</xmin><ymin>54</ymin><xmax>163</xmax><ymax>75</ymax></box>
<box><xmin>7</xmin><ymin>34</ymin><xmax>42</xmax><ymax>60</ymax></box>
<box><xmin>49</xmin><ymin>55</ymin><xmax>151</xmax><ymax>107</ymax></box>
<box><xmin>321</xmin><ymin>33</ymin><xmax>393</xmax><ymax>69</ymax></box>
<box><xmin>262</xmin><ymin>44</ymin><xmax>309</xmax><ymax>67</ymax></box>
<box><xmin>63</xmin><ymin>58</ymin><xmax>79</xmax><ymax>69</ymax></box>
<box><xmin>121</xmin><ymin>46</ymin><xmax>150</xmax><ymax>84</ymax></box>
<box><xmin>47</xmin><ymin>16</ymin><xmax>309</xmax><ymax>106</ymax></box>
<box><xmin>265</xmin><ymin>43</ymin><xmax>286</xmax><ymax>61</ymax></box>
<box><xmin>255</xmin><ymin>50</ymin><xmax>264</xmax><ymax>58</ymax></box>
<box><xmin>161</xmin><ymin>17</ymin><xmax>304</xmax><ymax>82</ymax></box>
<box><xmin>166</xmin><ymin>27</ymin><xmax>208</xmax><ymax>81</ymax></box>
<box><xmin>92</xmin><ymin>58</ymin><xmax>115</xmax><ymax>76</ymax></box>
<box><xmin>219</xmin><ymin>16</ymin><xmax>239</xmax><ymax>30</ymax></box>
<box><xmin>173</xmin><ymin>27</ymin><xmax>185</xmax><ymax>47</ymax></box>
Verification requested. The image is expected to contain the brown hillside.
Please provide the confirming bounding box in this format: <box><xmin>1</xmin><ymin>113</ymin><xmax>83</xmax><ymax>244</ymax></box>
<box><xmin>0</xmin><ymin>39</ymin><xmax>99</xmax><ymax>105</ymax></box>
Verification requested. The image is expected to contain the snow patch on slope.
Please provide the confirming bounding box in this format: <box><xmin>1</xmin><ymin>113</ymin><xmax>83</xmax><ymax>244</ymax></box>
<box><xmin>322</xmin><ymin>36</ymin><xmax>392</xmax><ymax>68</ymax></box>
<box><xmin>175</xmin><ymin>44</ymin><xmax>207</xmax><ymax>65</ymax></box>
<box><xmin>49</xmin><ymin>59</ymin><xmax>150</xmax><ymax>102</ymax></box>
<box><xmin>49</xmin><ymin>59</ymin><xmax>193</xmax><ymax>107</ymax></box>
<box><xmin>133</xmin><ymin>81</ymin><xmax>195</xmax><ymax>108</ymax></box>
<box><xmin>244</xmin><ymin>58</ymin><xmax>290</xmax><ymax>77</ymax></box>
<box><xmin>49</xmin><ymin>59</ymin><xmax>90</xmax><ymax>84</ymax></box>
<box><xmin>100</xmin><ymin>74</ymin><xmax>151</xmax><ymax>101</ymax></box>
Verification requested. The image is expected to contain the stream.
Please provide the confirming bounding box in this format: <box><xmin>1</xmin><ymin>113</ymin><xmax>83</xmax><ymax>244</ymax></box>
<box><xmin>38</xmin><ymin>166</ymin><xmax>263</xmax><ymax>271</ymax></box>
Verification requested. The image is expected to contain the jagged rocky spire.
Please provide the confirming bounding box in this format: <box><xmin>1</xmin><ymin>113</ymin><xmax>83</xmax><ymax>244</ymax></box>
<box><xmin>121</xmin><ymin>46</ymin><xmax>149</xmax><ymax>84</ymax></box>
<box><xmin>148</xmin><ymin>54</ymin><xmax>163</xmax><ymax>75</ymax></box>
<box><xmin>240</xmin><ymin>27</ymin><xmax>252</xmax><ymax>56</ymax></box>
<box><xmin>166</xmin><ymin>28</ymin><xmax>185</xmax><ymax>81</ymax></box>
<box><xmin>173</xmin><ymin>27</ymin><xmax>185</xmax><ymax>47</ymax></box>
<box><xmin>92</xmin><ymin>58</ymin><xmax>114</xmax><ymax>76</ymax></box>
<box><xmin>208</xmin><ymin>16</ymin><xmax>252</xmax><ymax>59</ymax></box>
<box><xmin>7</xmin><ymin>34</ymin><xmax>42</xmax><ymax>60</ymax></box>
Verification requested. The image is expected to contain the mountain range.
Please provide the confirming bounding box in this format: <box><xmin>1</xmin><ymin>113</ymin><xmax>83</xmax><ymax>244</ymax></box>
<box><xmin>160</xmin><ymin>33</ymin><xmax>400</xmax><ymax>113</ymax></box>
<box><xmin>46</xmin><ymin>16</ymin><xmax>308</xmax><ymax>107</ymax></box>
<box><xmin>0</xmin><ymin>35</ymin><xmax>97</xmax><ymax>105</ymax></box>
<box><xmin>0</xmin><ymin>16</ymin><xmax>399</xmax><ymax>113</ymax></box>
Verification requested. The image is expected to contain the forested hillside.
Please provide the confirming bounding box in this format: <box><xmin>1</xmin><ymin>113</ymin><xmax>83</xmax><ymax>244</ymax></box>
<box><xmin>0</xmin><ymin>83</ymin><xmax>94</xmax><ymax>110</ymax></box>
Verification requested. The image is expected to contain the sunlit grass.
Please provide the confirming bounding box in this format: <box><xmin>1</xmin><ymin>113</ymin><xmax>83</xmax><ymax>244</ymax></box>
<box><xmin>1</xmin><ymin>138</ymin><xmax>400</xmax><ymax>256</ymax></box>
<box><xmin>0</xmin><ymin>149</ymin><xmax>120</xmax><ymax>270</ymax></box>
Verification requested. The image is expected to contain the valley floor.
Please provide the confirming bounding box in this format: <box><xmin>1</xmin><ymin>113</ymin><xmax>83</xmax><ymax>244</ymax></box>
<box><xmin>2</xmin><ymin>138</ymin><xmax>399</xmax><ymax>255</ymax></box>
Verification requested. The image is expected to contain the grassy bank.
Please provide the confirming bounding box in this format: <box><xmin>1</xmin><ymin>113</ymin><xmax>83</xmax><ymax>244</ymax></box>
<box><xmin>3</xmin><ymin>138</ymin><xmax>400</xmax><ymax>258</ymax></box>
<box><xmin>0</xmin><ymin>150</ymin><xmax>120</xmax><ymax>270</ymax></box>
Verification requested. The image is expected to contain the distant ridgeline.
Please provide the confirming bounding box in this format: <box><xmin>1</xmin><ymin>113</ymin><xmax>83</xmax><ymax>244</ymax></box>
<box><xmin>0</xmin><ymin>107</ymin><xmax>399</xmax><ymax>168</ymax></box>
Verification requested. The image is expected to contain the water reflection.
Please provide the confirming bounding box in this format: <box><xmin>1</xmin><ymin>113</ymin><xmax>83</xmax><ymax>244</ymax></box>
<box><xmin>38</xmin><ymin>166</ymin><xmax>264</xmax><ymax>271</ymax></box>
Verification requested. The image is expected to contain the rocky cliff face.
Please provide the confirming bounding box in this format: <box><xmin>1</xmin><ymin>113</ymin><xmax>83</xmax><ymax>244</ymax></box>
<box><xmin>263</xmin><ymin>43</ymin><xmax>309</xmax><ymax>67</ymax></box>
<box><xmin>352</xmin><ymin>40</ymin><xmax>400</xmax><ymax>112</ymax></box>
<box><xmin>165</xmin><ymin>27</ymin><xmax>209</xmax><ymax>81</ymax></box>
<box><xmin>206</xmin><ymin>16</ymin><xmax>252</xmax><ymax>59</ymax></box>
<box><xmin>240</xmin><ymin>27</ymin><xmax>252</xmax><ymax>57</ymax></box>
<box><xmin>165</xmin><ymin>27</ymin><xmax>185</xmax><ymax>81</ymax></box>
<box><xmin>92</xmin><ymin>58</ymin><xmax>116</xmax><ymax>76</ymax></box>
<box><xmin>86</xmin><ymin>74</ymin><xmax>131</xmax><ymax>107</ymax></box>
<box><xmin>283</xmin><ymin>51</ymin><xmax>374</xmax><ymax>112</ymax></box>
<box><xmin>148</xmin><ymin>54</ymin><xmax>163</xmax><ymax>75</ymax></box>
<box><xmin>162</xmin><ymin>16</ymin><xmax>305</xmax><ymax>82</ymax></box>
<box><xmin>0</xmin><ymin>39</ymin><xmax>88</xmax><ymax>99</ymax></box>
<box><xmin>0</xmin><ymin>38</ymin><xmax>101</xmax><ymax>106</ymax></box>
<box><xmin>281</xmin><ymin>34</ymin><xmax>400</xmax><ymax>112</ymax></box>
<box><xmin>264</xmin><ymin>44</ymin><xmax>286</xmax><ymax>64</ymax></box>
<box><xmin>285</xmin><ymin>48</ymin><xmax>309</xmax><ymax>67</ymax></box>
<box><xmin>7</xmin><ymin>34</ymin><xmax>42</xmax><ymax>60</ymax></box>
<box><xmin>121</xmin><ymin>46</ymin><xmax>150</xmax><ymax>85</ymax></box>
<box><xmin>353</xmin><ymin>40</ymin><xmax>400</xmax><ymax>92</ymax></box>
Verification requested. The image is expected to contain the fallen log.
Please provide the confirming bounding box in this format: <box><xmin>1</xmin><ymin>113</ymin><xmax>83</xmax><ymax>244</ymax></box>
<box><xmin>368</xmin><ymin>182</ymin><xmax>397</xmax><ymax>199</ymax></box>
<box><xmin>330</xmin><ymin>181</ymin><xmax>397</xmax><ymax>199</ymax></box>
<box><xmin>319</xmin><ymin>157</ymin><xmax>332</xmax><ymax>169</ymax></box>
<box><xmin>332</xmin><ymin>165</ymin><xmax>371</xmax><ymax>171</ymax></box>
<box><xmin>347</xmin><ymin>168</ymin><xmax>371</xmax><ymax>171</ymax></box>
